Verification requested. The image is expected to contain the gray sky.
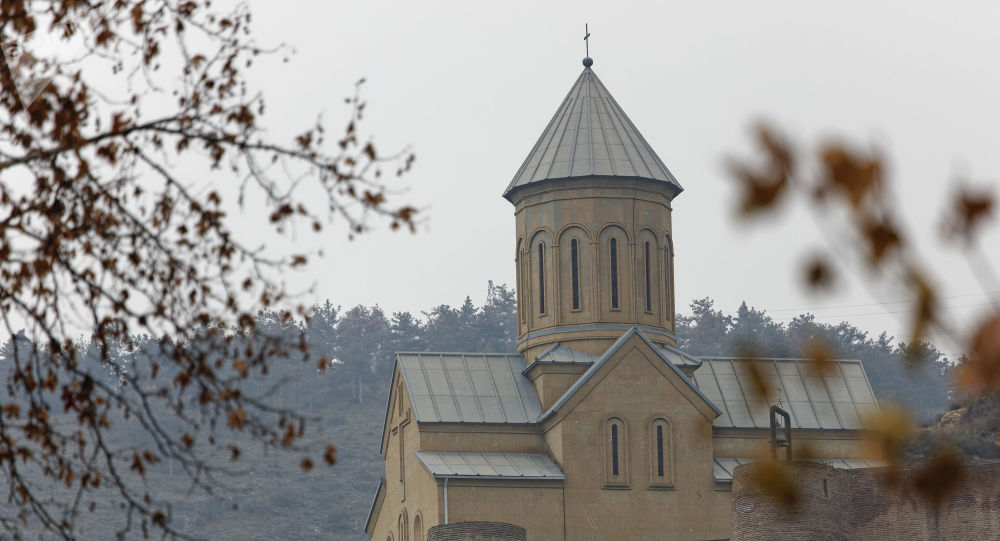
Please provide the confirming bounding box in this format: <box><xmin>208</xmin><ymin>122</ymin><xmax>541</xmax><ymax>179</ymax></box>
<box><xmin>241</xmin><ymin>1</ymin><xmax>1000</xmax><ymax>359</ymax></box>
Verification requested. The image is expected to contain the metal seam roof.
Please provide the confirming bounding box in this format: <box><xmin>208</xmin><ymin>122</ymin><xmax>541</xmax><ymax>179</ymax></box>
<box><xmin>692</xmin><ymin>357</ymin><xmax>879</xmax><ymax>430</ymax></box>
<box><xmin>414</xmin><ymin>451</ymin><xmax>565</xmax><ymax>480</ymax></box>
<box><xmin>712</xmin><ymin>457</ymin><xmax>887</xmax><ymax>482</ymax></box>
<box><xmin>393</xmin><ymin>345</ymin><xmax>878</xmax><ymax>430</ymax></box>
<box><xmin>504</xmin><ymin>65</ymin><xmax>682</xmax><ymax>198</ymax></box>
<box><xmin>396</xmin><ymin>352</ymin><xmax>543</xmax><ymax>424</ymax></box>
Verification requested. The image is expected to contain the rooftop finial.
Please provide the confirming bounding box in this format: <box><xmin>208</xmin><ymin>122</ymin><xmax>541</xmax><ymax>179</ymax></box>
<box><xmin>583</xmin><ymin>23</ymin><xmax>593</xmax><ymax>67</ymax></box>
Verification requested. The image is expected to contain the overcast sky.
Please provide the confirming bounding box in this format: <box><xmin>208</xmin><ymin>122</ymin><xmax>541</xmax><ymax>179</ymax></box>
<box><xmin>236</xmin><ymin>1</ymin><xmax>1000</xmax><ymax>359</ymax></box>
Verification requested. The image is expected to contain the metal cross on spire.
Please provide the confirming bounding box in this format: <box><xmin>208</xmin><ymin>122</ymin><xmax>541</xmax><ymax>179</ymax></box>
<box><xmin>584</xmin><ymin>23</ymin><xmax>591</xmax><ymax>57</ymax></box>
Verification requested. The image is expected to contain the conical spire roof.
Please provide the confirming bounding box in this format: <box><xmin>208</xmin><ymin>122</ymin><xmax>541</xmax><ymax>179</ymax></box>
<box><xmin>504</xmin><ymin>61</ymin><xmax>682</xmax><ymax>199</ymax></box>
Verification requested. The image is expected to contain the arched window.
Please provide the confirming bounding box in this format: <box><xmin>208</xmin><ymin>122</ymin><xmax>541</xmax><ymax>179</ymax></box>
<box><xmin>644</xmin><ymin>241</ymin><xmax>652</xmax><ymax>313</ymax></box>
<box><xmin>398</xmin><ymin>511</ymin><xmax>409</xmax><ymax>541</ymax></box>
<box><xmin>664</xmin><ymin>235</ymin><xmax>674</xmax><ymax>323</ymax></box>
<box><xmin>656</xmin><ymin>425</ymin><xmax>664</xmax><ymax>477</ymax></box>
<box><xmin>610</xmin><ymin>238</ymin><xmax>619</xmax><ymax>309</ymax></box>
<box><xmin>570</xmin><ymin>238</ymin><xmax>580</xmax><ymax>310</ymax></box>
<box><xmin>537</xmin><ymin>242</ymin><xmax>546</xmax><ymax>314</ymax></box>
<box><xmin>516</xmin><ymin>239</ymin><xmax>525</xmax><ymax>324</ymax></box>
<box><xmin>413</xmin><ymin>513</ymin><xmax>423</xmax><ymax>541</ymax></box>
<box><xmin>604</xmin><ymin>417</ymin><xmax>628</xmax><ymax>487</ymax></box>
<box><xmin>611</xmin><ymin>424</ymin><xmax>620</xmax><ymax>475</ymax></box>
<box><xmin>648</xmin><ymin>417</ymin><xmax>673</xmax><ymax>488</ymax></box>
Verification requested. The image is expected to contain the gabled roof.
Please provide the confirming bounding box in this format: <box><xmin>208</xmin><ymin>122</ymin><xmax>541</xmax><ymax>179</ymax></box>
<box><xmin>504</xmin><ymin>62</ymin><xmax>682</xmax><ymax>200</ymax></box>
<box><xmin>415</xmin><ymin>451</ymin><xmax>564</xmax><ymax>481</ymax></box>
<box><xmin>692</xmin><ymin>357</ymin><xmax>879</xmax><ymax>430</ymax></box>
<box><xmin>536</xmin><ymin>327</ymin><xmax>722</xmax><ymax>423</ymax></box>
<box><xmin>522</xmin><ymin>342</ymin><xmax>596</xmax><ymax>374</ymax></box>
<box><xmin>658</xmin><ymin>342</ymin><xmax>704</xmax><ymax>369</ymax></box>
<box><xmin>396</xmin><ymin>352</ymin><xmax>542</xmax><ymax>424</ymax></box>
<box><xmin>390</xmin><ymin>337</ymin><xmax>880</xmax><ymax>431</ymax></box>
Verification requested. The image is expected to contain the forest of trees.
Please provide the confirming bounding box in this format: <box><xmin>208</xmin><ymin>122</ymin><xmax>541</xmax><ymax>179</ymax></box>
<box><xmin>0</xmin><ymin>282</ymin><xmax>959</xmax><ymax>539</ymax></box>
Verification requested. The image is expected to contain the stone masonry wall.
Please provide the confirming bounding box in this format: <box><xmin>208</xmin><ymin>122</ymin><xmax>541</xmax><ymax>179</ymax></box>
<box><xmin>426</xmin><ymin>521</ymin><xmax>526</xmax><ymax>541</ymax></box>
<box><xmin>731</xmin><ymin>459</ymin><xmax>1000</xmax><ymax>541</ymax></box>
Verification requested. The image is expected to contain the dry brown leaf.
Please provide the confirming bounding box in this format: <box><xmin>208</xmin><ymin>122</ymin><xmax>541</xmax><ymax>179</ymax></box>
<box><xmin>324</xmin><ymin>444</ymin><xmax>337</xmax><ymax>465</ymax></box>
<box><xmin>747</xmin><ymin>461</ymin><xmax>798</xmax><ymax>508</ymax></box>
<box><xmin>227</xmin><ymin>407</ymin><xmax>246</xmax><ymax>430</ymax></box>
<box><xmin>803</xmin><ymin>339</ymin><xmax>835</xmax><ymax>378</ymax></box>
<box><xmin>861</xmin><ymin>216</ymin><xmax>901</xmax><ymax>265</ymax></box>
<box><xmin>945</xmin><ymin>186</ymin><xmax>994</xmax><ymax>242</ymax></box>
<box><xmin>908</xmin><ymin>272</ymin><xmax>936</xmax><ymax>348</ymax></box>
<box><xmin>912</xmin><ymin>447</ymin><xmax>965</xmax><ymax>507</ymax></box>
<box><xmin>803</xmin><ymin>257</ymin><xmax>833</xmax><ymax>290</ymax></box>
<box><xmin>956</xmin><ymin>314</ymin><xmax>1000</xmax><ymax>391</ymax></box>
<box><xmin>860</xmin><ymin>403</ymin><xmax>912</xmax><ymax>474</ymax></box>
<box><xmin>820</xmin><ymin>145</ymin><xmax>882</xmax><ymax>209</ymax></box>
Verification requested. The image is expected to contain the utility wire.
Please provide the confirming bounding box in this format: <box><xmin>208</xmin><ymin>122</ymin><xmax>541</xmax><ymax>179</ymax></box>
<box><xmin>742</xmin><ymin>289</ymin><xmax>1000</xmax><ymax>314</ymax></box>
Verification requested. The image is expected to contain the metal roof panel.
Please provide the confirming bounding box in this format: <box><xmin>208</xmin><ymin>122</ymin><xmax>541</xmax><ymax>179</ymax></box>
<box><xmin>415</xmin><ymin>451</ymin><xmax>565</xmax><ymax>481</ymax></box>
<box><xmin>696</xmin><ymin>358</ymin><xmax>880</xmax><ymax>429</ymax></box>
<box><xmin>504</xmin><ymin>64</ymin><xmax>682</xmax><ymax>199</ymax></box>
<box><xmin>396</xmin><ymin>352</ymin><xmax>541</xmax><ymax>424</ymax></box>
<box><xmin>713</xmin><ymin>457</ymin><xmax>887</xmax><ymax>482</ymax></box>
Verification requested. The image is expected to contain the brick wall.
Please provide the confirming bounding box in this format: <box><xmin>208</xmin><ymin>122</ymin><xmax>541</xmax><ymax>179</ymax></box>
<box><xmin>426</xmin><ymin>521</ymin><xmax>526</xmax><ymax>541</ymax></box>
<box><xmin>731</xmin><ymin>459</ymin><xmax>1000</xmax><ymax>541</ymax></box>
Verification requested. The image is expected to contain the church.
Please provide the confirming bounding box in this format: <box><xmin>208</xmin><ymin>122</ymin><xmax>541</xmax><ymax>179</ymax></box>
<box><xmin>365</xmin><ymin>53</ymin><xmax>882</xmax><ymax>541</ymax></box>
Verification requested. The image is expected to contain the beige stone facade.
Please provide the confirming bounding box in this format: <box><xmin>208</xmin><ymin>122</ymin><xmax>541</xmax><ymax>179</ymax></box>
<box><xmin>365</xmin><ymin>59</ymin><xmax>877</xmax><ymax>541</ymax></box>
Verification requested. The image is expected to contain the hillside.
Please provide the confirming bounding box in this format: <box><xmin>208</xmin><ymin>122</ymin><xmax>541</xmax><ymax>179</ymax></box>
<box><xmin>907</xmin><ymin>393</ymin><xmax>1000</xmax><ymax>462</ymax></box>
<box><xmin>0</xmin><ymin>292</ymin><xmax>958</xmax><ymax>539</ymax></box>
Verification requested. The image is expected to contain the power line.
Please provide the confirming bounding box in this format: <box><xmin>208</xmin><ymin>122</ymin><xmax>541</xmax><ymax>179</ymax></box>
<box><xmin>715</xmin><ymin>300</ymin><xmax>997</xmax><ymax>321</ymax></box>
<box><xmin>745</xmin><ymin>289</ymin><xmax>1000</xmax><ymax>314</ymax></box>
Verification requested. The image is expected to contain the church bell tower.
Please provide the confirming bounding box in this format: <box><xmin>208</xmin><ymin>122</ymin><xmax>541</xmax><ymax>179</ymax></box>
<box><xmin>505</xmin><ymin>55</ymin><xmax>683</xmax><ymax>365</ymax></box>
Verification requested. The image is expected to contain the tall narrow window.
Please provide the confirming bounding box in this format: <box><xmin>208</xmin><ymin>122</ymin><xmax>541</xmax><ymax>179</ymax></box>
<box><xmin>611</xmin><ymin>424</ymin><xmax>620</xmax><ymax>476</ymax></box>
<box><xmin>656</xmin><ymin>425</ymin><xmax>664</xmax><ymax>477</ymax></box>
<box><xmin>610</xmin><ymin>238</ymin><xmax>619</xmax><ymax>309</ymax></box>
<box><xmin>663</xmin><ymin>235</ymin><xmax>674</xmax><ymax>321</ymax></box>
<box><xmin>604</xmin><ymin>417</ymin><xmax>628</xmax><ymax>487</ymax></box>
<box><xmin>571</xmin><ymin>239</ymin><xmax>580</xmax><ymax>310</ymax></box>
<box><xmin>398</xmin><ymin>512</ymin><xmax>408</xmax><ymax>541</ymax></box>
<box><xmin>644</xmin><ymin>241</ymin><xmax>652</xmax><ymax>312</ymax></box>
<box><xmin>537</xmin><ymin>243</ymin><xmax>545</xmax><ymax>314</ymax></box>
<box><xmin>649</xmin><ymin>418</ymin><xmax>672</xmax><ymax>488</ymax></box>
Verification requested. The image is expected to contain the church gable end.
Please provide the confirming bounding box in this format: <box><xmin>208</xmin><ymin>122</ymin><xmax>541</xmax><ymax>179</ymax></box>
<box><xmin>539</xmin><ymin>328</ymin><xmax>721</xmax><ymax>429</ymax></box>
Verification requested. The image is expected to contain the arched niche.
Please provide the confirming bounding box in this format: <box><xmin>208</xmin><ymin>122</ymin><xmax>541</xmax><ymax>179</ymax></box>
<box><xmin>557</xmin><ymin>225</ymin><xmax>592</xmax><ymax>322</ymax></box>
<box><xmin>602</xmin><ymin>415</ymin><xmax>630</xmax><ymax>488</ymax></box>
<box><xmin>635</xmin><ymin>228</ymin><xmax>661</xmax><ymax>325</ymax></box>
<box><xmin>647</xmin><ymin>416</ymin><xmax>674</xmax><ymax>488</ymax></box>
<box><xmin>515</xmin><ymin>237</ymin><xmax>526</xmax><ymax>326</ymax></box>
<box><xmin>663</xmin><ymin>234</ymin><xmax>675</xmax><ymax>327</ymax></box>
<box><xmin>528</xmin><ymin>229</ymin><xmax>554</xmax><ymax>326</ymax></box>
<box><xmin>597</xmin><ymin>224</ymin><xmax>632</xmax><ymax>319</ymax></box>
